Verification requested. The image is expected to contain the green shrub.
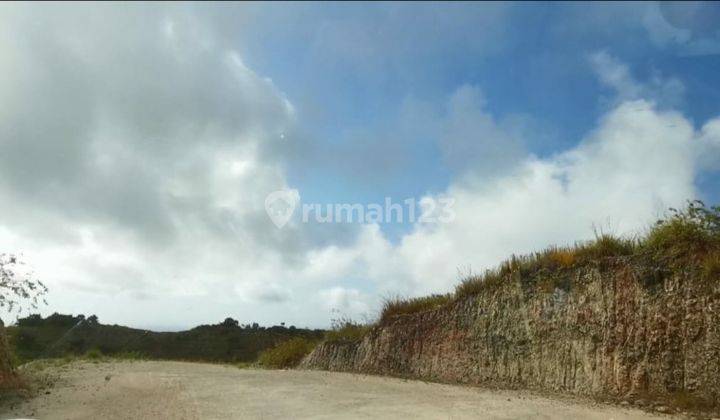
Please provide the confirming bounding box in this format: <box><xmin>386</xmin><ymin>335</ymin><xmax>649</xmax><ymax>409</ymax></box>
<box><xmin>258</xmin><ymin>338</ymin><xmax>316</xmax><ymax>369</ymax></box>
<box><xmin>84</xmin><ymin>348</ymin><xmax>103</xmax><ymax>360</ymax></box>
<box><xmin>644</xmin><ymin>200</ymin><xmax>720</xmax><ymax>257</ymax></box>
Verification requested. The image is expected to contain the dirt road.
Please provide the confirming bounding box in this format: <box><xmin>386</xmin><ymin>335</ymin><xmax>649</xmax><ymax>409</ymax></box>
<box><xmin>1</xmin><ymin>361</ymin><xmax>668</xmax><ymax>419</ymax></box>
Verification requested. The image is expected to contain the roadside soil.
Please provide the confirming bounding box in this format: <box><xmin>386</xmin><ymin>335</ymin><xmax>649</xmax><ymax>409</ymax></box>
<box><xmin>0</xmin><ymin>360</ymin><xmax>674</xmax><ymax>419</ymax></box>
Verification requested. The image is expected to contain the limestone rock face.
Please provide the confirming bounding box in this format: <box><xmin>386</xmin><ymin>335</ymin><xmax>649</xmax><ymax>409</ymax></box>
<box><xmin>302</xmin><ymin>263</ymin><xmax>720</xmax><ymax>409</ymax></box>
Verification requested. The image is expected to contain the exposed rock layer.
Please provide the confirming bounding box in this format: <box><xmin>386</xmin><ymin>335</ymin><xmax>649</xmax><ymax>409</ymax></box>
<box><xmin>302</xmin><ymin>261</ymin><xmax>720</xmax><ymax>408</ymax></box>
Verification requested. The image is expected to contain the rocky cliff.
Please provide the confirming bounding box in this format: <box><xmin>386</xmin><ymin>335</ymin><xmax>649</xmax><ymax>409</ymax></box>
<box><xmin>302</xmin><ymin>259</ymin><xmax>720</xmax><ymax>411</ymax></box>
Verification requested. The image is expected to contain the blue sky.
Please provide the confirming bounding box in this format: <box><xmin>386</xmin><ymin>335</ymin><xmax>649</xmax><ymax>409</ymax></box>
<box><xmin>0</xmin><ymin>2</ymin><xmax>719</xmax><ymax>329</ymax></box>
<box><xmin>228</xmin><ymin>2</ymin><xmax>720</xmax><ymax>238</ymax></box>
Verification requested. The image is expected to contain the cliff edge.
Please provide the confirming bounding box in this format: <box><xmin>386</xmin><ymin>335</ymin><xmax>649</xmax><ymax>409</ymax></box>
<box><xmin>302</xmin><ymin>259</ymin><xmax>720</xmax><ymax>412</ymax></box>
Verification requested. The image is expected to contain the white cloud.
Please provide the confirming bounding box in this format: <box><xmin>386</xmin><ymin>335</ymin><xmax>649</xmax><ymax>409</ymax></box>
<box><xmin>319</xmin><ymin>287</ymin><xmax>372</xmax><ymax>319</ymax></box>
<box><xmin>697</xmin><ymin>119</ymin><xmax>720</xmax><ymax>171</ymax></box>
<box><xmin>589</xmin><ymin>51</ymin><xmax>685</xmax><ymax>108</ymax></box>
<box><xmin>320</xmin><ymin>101</ymin><xmax>717</xmax><ymax>300</ymax></box>
<box><xmin>440</xmin><ymin>85</ymin><xmax>526</xmax><ymax>177</ymax></box>
<box><xmin>0</xmin><ymin>4</ymin><xmax>315</xmax><ymax>327</ymax></box>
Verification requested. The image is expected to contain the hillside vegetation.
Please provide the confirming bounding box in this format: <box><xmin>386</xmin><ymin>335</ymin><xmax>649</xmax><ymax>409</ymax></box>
<box><xmin>7</xmin><ymin>313</ymin><xmax>324</xmax><ymax>364</ymax></box>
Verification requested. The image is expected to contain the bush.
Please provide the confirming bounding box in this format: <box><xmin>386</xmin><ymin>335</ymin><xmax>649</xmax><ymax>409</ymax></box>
<box><xmin>258</xmin><ymin>338</ymin><xmax>316</xmax><ymax>369</ymax></box>
<box><xmin>379</xmin><ymin>294</ymin><xmax>452</xmax><ymax>324</ymax></box>
<box><xmin>84</xmin><ymin>348</ymin><xmax>103</xmax><ymax>360</ymax></box>
<box><xmin>644</xmin><ymin>200</ymin><xmax>720</xmax><ymax>257</ymax></box>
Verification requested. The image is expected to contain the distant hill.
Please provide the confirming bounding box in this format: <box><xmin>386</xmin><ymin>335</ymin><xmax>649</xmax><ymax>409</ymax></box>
<box><xmin>7</xmin><ymin>313</ymin><xmax>325</xmax><ymax>364</ymax></box>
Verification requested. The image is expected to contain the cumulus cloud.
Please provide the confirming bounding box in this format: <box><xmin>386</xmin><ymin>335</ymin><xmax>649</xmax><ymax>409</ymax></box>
<box><xmin>440</xmin><ymin>85</ymin><xmax>526</xmax><ymax>177</ymax></box>
<box><xmin>311</xmin><ymin>56</ymin><xmax>719</xmax><ymax>301</ymax></box>
<box><xmin>0</xmin><ymin>3</ymin><xmax>325</xmax><ymax>327</ymax></box>
<box><xmin>325</xmin><ymin>101</ymin><xmax>719</xmax><ymax>301</ymax></box>
<box><xmin>589</xmin><ymin>51</ymin><xmax>685</xmax><ymax>108</ymax></box>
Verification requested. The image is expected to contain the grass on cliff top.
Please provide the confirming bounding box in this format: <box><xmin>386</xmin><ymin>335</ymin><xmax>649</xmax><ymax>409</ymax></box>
<box><xmin>379</xmin><ymin>294</ymin><xmax>452</xmax><ymax>324</ymax></box>
<box><xmin>379</xmin><ymin>201</ymin><xmax>720</xmax><ymax>324</ymax></box>
<box><xmin>455</xmin><ymin>233</ymin><xmax>638</xmax><ymax>298</ymax></box>
<box><xmin>324</xmin><ymin>317</ymin><xmax>372</xmax><ymax>343</ymax></box>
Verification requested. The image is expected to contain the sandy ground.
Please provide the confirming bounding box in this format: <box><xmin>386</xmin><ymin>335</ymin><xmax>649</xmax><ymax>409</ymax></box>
<box><xmin>0</xmin><ymin>360</ymin><xmax>672</xmax><ymax>420</ymax></box>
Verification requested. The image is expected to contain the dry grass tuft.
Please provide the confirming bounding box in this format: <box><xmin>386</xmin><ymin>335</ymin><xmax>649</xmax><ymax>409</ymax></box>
<box><xmin>379</xmin><ymin>294</ymin><xmax>452</xmax><ymax>324</ymax></box>
<box><xmin>548</xmin><ymin>248</ymin><xmax>576</xmax><ymax>268</ymax></box>
<box><xmin>325</xmin><ymin>318</ymin><xmax>371</xmax><ymax>343</ymax></box>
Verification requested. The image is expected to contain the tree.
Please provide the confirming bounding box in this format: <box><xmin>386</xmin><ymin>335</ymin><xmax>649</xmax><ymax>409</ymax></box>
<box><xmin>221</xmin><ymin>317</ymin><xmax>239</xmax><ymax>327</ymax></box>
<box><xmin>0</xmin><ymin>253</ymin><xmax>48</xmax><ymax>315</ymax></box>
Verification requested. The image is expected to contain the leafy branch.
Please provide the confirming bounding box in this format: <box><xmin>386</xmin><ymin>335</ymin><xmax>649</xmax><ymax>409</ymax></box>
<box><xmin>0</xmin><ymin>253</ymin><xmax>48</xmax><ymax>314</ymax></box>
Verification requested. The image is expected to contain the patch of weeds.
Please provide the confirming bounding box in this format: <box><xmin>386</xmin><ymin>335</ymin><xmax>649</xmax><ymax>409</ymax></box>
<box><xmin>324</xmin><ymin>317</ymin><xmax>371</xmax><ymax>343</ymax></box>
<box><xmin>84</xmin><ymin>348</ymin><xmax>103</xmax><ymax>361</ymax></box>
<box><xmin>454</xmin><ymin>265</ymin><xmax>507</xmax><ymax>299</ymax></box>
<box><xmin>20</xmin><ymin>358</ymin><xmax>73</xmax><ymax>373</ymax></box>
<box><xmin>235</xmin><ymin>361</ymin><xmax>256</xmax><ymax>369</ymax></box>
<box><xmin>643</xmin><ymin>200</ymin><xmax>720</xmax><ymax>259</ymax></box>
<box><xmin>547</xmin><ymin>248</ymin><xmax>576</xmax><ymax>268</ymax></box>
<box><xmin>257</xmin><ymin>337</ymin><xmax>317</xmax><ymax>369</ymax></box>
<box><xmin>574</xmin><ymin>233</ymin><xmax>636</xmax><ymax>263</ymax></box>
<box><xmin>379</xmin><ymin>294</ymin><xmax>452</xmax><ymax>324</ymax></box>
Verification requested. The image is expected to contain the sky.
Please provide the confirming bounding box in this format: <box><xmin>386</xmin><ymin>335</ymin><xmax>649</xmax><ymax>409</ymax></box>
<box><xmin>1</xmin><ymin>2</ymin><xmax>719</xmax><ymax>330</ymax></box>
